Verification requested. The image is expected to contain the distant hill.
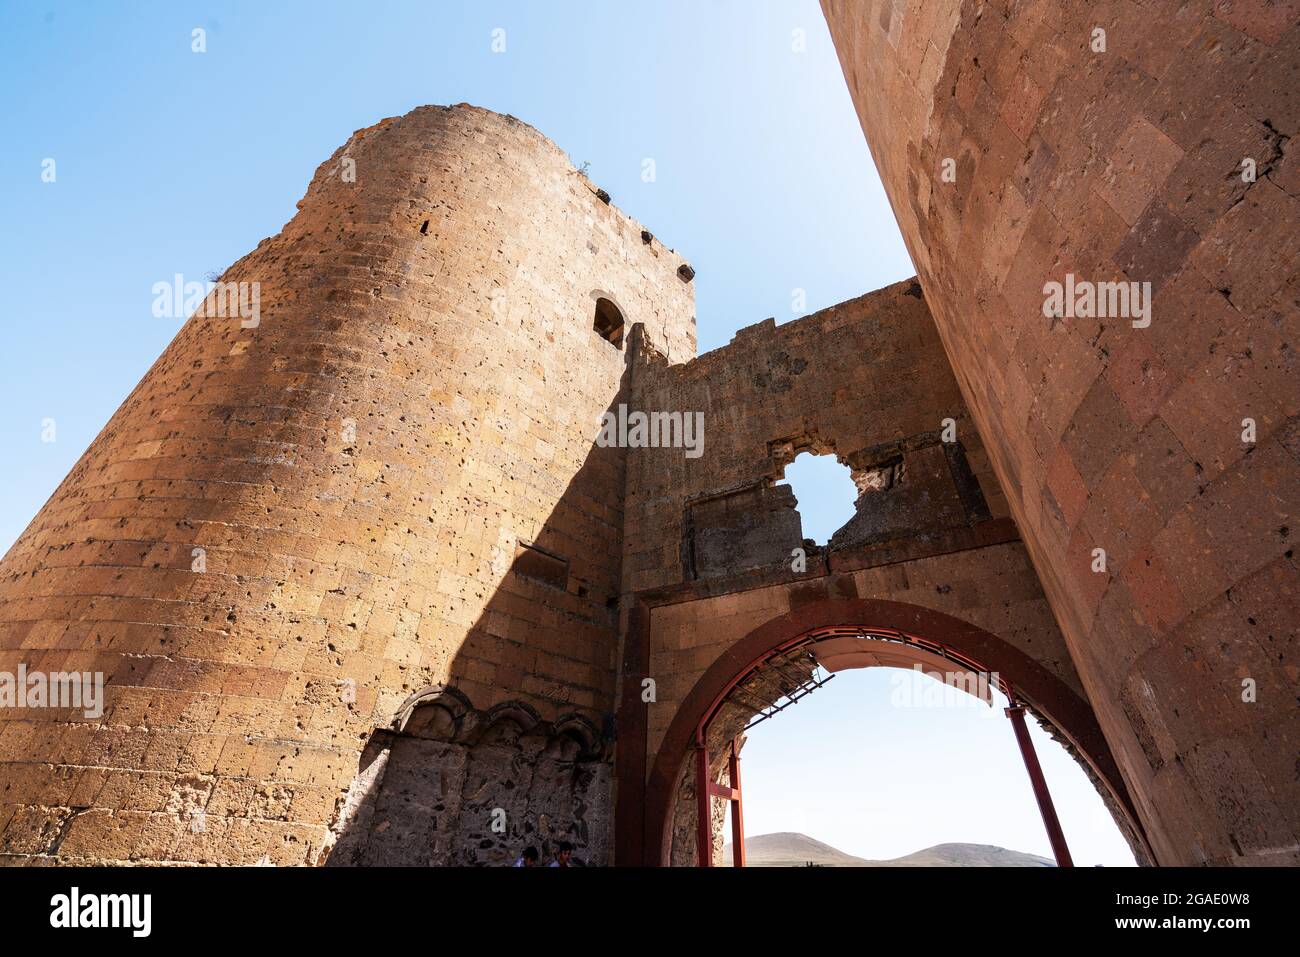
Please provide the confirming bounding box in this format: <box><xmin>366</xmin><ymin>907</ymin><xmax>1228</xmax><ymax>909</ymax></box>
<box><xmin>723</xmin><ymin>831</ymin><xmax>869</xmax><ymax>866</ymax></box>
<box><xmin>887</xmin><ymin>842</ymin><xmax>1055</xmax><ymax>867</ymax></box>
<box><xmin>722</xmin><ymin>832</ymin><xmax>1055</xmax><ymax>867</ymax></box>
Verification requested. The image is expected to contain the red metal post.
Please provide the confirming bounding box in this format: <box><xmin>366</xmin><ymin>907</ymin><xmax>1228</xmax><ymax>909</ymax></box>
<box><xmin>696</xmin><ymin>743</ymin><xmax>712</xmax><ymax>867</ymax></box>
<box><xmin>728</xmin><ymin>739</ymin><xmax>746</xmax><ymax>868</ymax></box>
<box><xmin>1005</xmin><ymin>701</ymin><xmax>1074</xmax><ymax>867</ymax></box>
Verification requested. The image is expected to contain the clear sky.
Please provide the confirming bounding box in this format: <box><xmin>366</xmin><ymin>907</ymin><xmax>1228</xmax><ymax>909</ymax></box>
<box><xmin>734</xmin><ymin>668</ymin><xmax>1136</xmax><ymax>866</ymax></box>
<box><xmin>0</xmin><ymin>0</ymin><xmax>1131</xmax><ymax>863</ymax></box>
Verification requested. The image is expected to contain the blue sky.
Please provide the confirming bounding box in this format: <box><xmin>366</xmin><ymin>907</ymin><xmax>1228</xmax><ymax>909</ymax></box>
<box><xmin>0</xmin><ymin>0</ymin><xmax>1130</xmax><ymax>863</ymax></box>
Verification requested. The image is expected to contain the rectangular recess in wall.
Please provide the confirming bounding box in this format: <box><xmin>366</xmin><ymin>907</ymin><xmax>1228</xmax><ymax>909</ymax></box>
<box><xmin>513</xmin><ymin>542</ymin><xmax>570</xmax><ymax>590</ymax></box>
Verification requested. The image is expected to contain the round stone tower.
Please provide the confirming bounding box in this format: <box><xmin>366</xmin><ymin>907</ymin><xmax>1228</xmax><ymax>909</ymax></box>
<box><xmin>822</xmin><ymin>1</ymin><xmax>1298</xmax><ymax>864</ymax></box>
<box><xmin>0</xmin><ymin>105</ymin><xmax>696</xmax><ymax>864</ymax></box>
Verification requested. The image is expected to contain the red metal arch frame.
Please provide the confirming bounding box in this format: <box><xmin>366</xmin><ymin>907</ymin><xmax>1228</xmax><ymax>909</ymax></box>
<box><xmin>635</xmin><ymin>597</ymin><xmax>1152</xmax><ymax>867</ymax></box>
<box><xmin>693</xmin><ymin>625</ymin><xmax>1065</xmax><ymax>866</ymax></box>
<box><xmin>694</xmin><ymin>623</ymin><xmax>1018</xmax><ymax>740</ymax></box>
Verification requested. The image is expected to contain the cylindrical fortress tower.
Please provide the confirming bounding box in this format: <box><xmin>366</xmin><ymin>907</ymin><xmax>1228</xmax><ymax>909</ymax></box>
<box><xmin>822</xmin><ymin>2</ymin><xmax>1298</xmax><ymax>864</ymax></box>
<box><xmin>0</xmin><ymin>105</ymin><xmax>696</xmax><ymax>864</ymax></box>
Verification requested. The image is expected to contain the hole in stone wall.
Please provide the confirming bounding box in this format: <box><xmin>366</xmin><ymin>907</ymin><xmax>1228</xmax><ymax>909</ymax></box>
<box><xmin>420</xmin><ymin>219</ymin><xmax>429</xmax><ymax>235</ymax></box>
<box><xmin>593</xmin><ymin>297</ymin><xmax>625</xmax><ymax>348</ymax></box>
<box><xmin>776</xmin><ymin>452</ymin><xmax>857</xmax><ymax>546</ymax></box>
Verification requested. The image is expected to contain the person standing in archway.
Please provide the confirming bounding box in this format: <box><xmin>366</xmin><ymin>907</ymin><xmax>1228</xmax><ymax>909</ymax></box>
<box><xmin>513</xmin><ymin>846</ymin><xmax>540</xmax><ymax>867</ymax></box>
<box><xmin>549</xmin><ymin>842</ymin><xmax>573</xmax><ymax>867</ymax></box>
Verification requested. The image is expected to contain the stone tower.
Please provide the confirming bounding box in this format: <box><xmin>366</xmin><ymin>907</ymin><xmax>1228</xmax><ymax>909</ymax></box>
<box><xmin>0</xmin><ymin>105</ymin><xmax>696</xmax><ymax>864</ymax></box>
<box><xmin>821</xmin><ymin>1</ymin><xmax>1298</xmax><ymax>864</ymax></box>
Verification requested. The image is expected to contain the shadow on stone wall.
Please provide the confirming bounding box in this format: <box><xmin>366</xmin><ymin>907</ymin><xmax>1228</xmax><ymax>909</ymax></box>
<box><xmin>323</xmin><ymin>360</ymin><xmax>634</xmax><ymax>867</ymax></box>
<box><xmin>322</xmin><ymin>689</ymin><xmax>608</xmax><ymax>866</ymax></box>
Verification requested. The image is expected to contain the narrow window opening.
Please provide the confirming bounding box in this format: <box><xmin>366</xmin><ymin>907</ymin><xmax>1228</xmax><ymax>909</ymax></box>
<box><xmin>420</xmin><ymin>220</ymin><xmax>429</xmax><ymax>235</ymax></box>
<box><xmin>593</xmin><ymin>297</ymin><xmax>625</xmax><ymax>349</ymax></box>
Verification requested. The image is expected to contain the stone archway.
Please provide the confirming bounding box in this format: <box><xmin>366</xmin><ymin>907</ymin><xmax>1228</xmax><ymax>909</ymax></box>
<box><xmin>642</xmin><ymin>598</ymin><xmax>1153</xmax><ymax>866</ymax></box>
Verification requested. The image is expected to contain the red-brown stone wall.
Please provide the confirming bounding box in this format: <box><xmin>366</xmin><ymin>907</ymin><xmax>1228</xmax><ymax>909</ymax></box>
<box><xmin>822</xmin><ymin>0</ymin><xmax>1298</xmax><ymax>864</ymax></box>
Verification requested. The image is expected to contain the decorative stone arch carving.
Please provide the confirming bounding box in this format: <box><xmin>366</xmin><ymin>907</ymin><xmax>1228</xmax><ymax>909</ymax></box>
<box><xmin>391</xmin><ymin>684</ymin><xmax>474</xmax><ymax>742</ymax></box>
<box><xmin>467</xmin><ymin>699</ymin><xmax>541</xmax><ymax>748</ymax></box>
<box><xmin>552</xmin><ymin>712</ymin><xmax>603</xmax><ymax>761</ymax></box>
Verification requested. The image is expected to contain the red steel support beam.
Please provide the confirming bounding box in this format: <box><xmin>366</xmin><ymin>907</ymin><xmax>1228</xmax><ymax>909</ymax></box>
<box><xmin>728</xmin><ymin>739</ymin><xmax>746</xmax><ymax>868</ymax></box>
<box><xmin>696</xmin><ymin>744</ymin><xmax>712</xmax><ymax>867</ymax></box>
<box><xmin>1005</xmin><ymin>701</ymin><xmax>1074</xmax><ymax>867</ymax></box>
<box><xmin>697</xmin><ymin>738</ymin><xmax>747</xmax><ymax>867</ymax></box>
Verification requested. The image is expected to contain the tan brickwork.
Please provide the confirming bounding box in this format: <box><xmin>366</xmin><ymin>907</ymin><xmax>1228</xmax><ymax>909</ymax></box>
<box><xmin>0</xmin><ymin>105</ymin><xmax>695</xmax><ymax>864</ymax></box>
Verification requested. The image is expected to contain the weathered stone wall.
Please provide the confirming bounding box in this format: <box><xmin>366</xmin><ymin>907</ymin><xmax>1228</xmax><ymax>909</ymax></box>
<box><xmin>621</xmin><ymin>282</ymin><xmax>1078</xmax><ymax>732</ymax></box>
<box><xmin>324</xmin><ymin>692</ymin><xmax>608</xmax><ymax>866</ymax></box>
<box><xmin>622</xmin><ymin>280</ymin><xmax>1011</xmax><ymax>595</ymax></box>
<box><xmin>0</xmin><ymin>105</ymin><xmax>695</xmax><ymax>864</ymax></box>
<box><xmin>614</xmin><ymin>282</ymin><xmax>1134</xmax><ymax>863</ymax></box>
<box><xmin>642</xmin><ymin>542</ymin><xmax>1077</xmax><ymax>768</ymax></box>
<box><xmin>821</xmin><ymin>0</ymin><xmax>1299</xmax><ymax>864</ymax></box>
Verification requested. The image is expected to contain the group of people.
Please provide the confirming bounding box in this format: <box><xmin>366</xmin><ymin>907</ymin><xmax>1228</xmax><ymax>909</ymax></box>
<box><xmin>513</xmin><ymin>841</ymin><xmax>575</xmax><ymax>867</ymax></box>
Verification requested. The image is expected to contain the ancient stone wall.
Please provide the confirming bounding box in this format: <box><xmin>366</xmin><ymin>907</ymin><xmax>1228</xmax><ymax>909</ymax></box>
<box><xmin>640</xmin><ymin>542</ymin><xmax>1079</xmax><ymax>772</ymax></box>
<box><xmin>647</xmin><ymin>548</ymin><xmax>1097</xmax><ymax>866</ymax></box>
<box><xmin>622</xmin><ymin>280</ymin><xmax>1010</xmax><ymax>595</ymax></box>
<box><xmin>324</xmin><ymin>690</ymin><xmax>609</xmax><ymax>866</ymax></box>
<box><xmin>0</xmin><ymin>105</ymin><xmax>695</xmax><ymax>864</ymax></box>
<box><xmin>821</xmin><ymin>0</ymin><xmax>1299</xmax><ymax>864</ymax></box>
<box><xmin>613</xmin><ymin>282</ymin><xmax>1136</xmax><ymax>863</ymax></box>
<box><xmin>4</xmin><ymin>9</ymin><xmax>1286</xmax><ymax>865</ymax></box>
